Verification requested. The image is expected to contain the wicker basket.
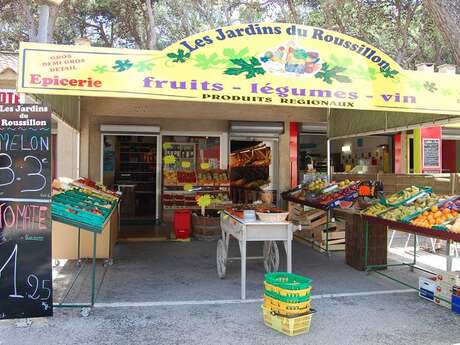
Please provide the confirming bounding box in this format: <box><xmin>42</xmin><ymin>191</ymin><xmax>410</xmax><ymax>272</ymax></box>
<box><xmin>256</xmin><ymin>211</ymin><xmax>289</xmax><ymax>222</ymax></box>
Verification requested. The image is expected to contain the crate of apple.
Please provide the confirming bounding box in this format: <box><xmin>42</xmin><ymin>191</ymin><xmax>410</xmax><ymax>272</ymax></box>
<box><xmin>177</xmin><ymin>171</ymin><xmax>197</xmax><ymax>184</ymax></box>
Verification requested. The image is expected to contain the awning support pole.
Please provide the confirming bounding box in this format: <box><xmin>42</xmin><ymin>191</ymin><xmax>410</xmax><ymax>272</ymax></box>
<box><xmin>326</xmin><ymin>108</ymin><xmax>331</xmax><ymax>181</ymax></box>
<box><xmin>327</xmin><ymin>139</ymin><xmax>331</xmax><ymax>181</ymax></box>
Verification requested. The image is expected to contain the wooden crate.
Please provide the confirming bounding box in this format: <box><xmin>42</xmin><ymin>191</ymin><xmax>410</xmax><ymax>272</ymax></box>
<box><xmin>290</xmin><ymin>206</ymin><xmax>327</xmax><ymax>228</ymax></box>
<box><xmin>294</xmin><ymin>220</ymin><xmax>345</xmax><ymax>253</ymax></box>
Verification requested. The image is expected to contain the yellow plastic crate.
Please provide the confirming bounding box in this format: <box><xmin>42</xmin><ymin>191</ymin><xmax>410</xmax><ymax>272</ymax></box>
<box><xmin>264</xmin><ymin>282</ymin><xmax>311</xmax><ymax>298</ymax></box>
<box><xmin>263</xmin><ymin>295</ymin><xmax>311</xmax><ymax>316</ymax></box>
<box><xmin>261</xmin><ymin>305</ymin><xmax>314</xmax><ymax>336</ymax></box>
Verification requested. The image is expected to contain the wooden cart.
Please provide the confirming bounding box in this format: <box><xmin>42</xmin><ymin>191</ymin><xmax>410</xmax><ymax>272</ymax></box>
<box><xmin>217</xmin><ymin>211</ymin><xmax>295</xmax><ymax>299</ymax></box>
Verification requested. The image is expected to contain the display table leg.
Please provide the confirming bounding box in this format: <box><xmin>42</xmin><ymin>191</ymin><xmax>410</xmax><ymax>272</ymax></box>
<box><xmin>410</xmin><ymin>233</ymin><xmax>416</xmax><ymax>272</ymax></box>
<box><xmin>447</xmin><ymin>240</ymin><xmax>453</xmax><ymax>272</ymax></box>
<box><xmin>91</xmin><ymin>232</ymin><xmax>97</xmax><ymax>306</ymax></box>
<box><xmin>364</xmin><ymin>221</ymin><xmax>369</xmax><ymax>273</ymax></box>
<box><xmin>239</xmin><ymin>239</ymin><xmax>246</xmax><ymax>300</ymax></box>
<box><xmin>287</xmin><ymin>224</ymin><xmax>292</xmax><ymax>273</ymax></box>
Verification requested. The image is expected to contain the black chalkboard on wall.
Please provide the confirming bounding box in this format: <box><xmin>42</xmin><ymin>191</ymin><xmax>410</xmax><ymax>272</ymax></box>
<box><xmin>0</xmin><ymin>104</ymin><xmax>52</xmax><ymax>319</ymax></box>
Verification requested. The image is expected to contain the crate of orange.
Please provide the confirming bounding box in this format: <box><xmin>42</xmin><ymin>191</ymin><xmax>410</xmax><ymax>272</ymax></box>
<box><xmin>410</xmin><ymin>205</ymin><xmax>458</xmax><ymax>229</ymax></box>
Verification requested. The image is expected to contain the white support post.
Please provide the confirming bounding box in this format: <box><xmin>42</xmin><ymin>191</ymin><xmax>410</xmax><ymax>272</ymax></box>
<box><xmin>327</xmin><ymin>139</ymin><xmax>331</xmax><ymax>181</ymax></box>
<box><xmin>37</xmin><ymin>5</ymin><xmax>50</xmax><ymax>43</ymax></box>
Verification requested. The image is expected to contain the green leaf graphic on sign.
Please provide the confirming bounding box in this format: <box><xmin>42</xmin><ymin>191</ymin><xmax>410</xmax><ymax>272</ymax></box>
<box><xmin>315</xmin><ymin>63</ymin><xmax>351</xmax><ymax>84</ymax></box>
<box><xmin>223</xmin><ymin>47</ymin><xmax>250</xmax><ymax>65</ymax></box>
<box><xmin>423</xmin><ymin>81</ymin><xmax>437</xmax><ymax>93</ymax></box>
<box><xmin>409</xmin><ymin>80</ymin><xmax>423</xmax><ymax>91</ymax></box>
<box><xmin>379</xmin><ymin>67</ymin><xmax>399</xmax><ymax>79</ymax></box>
<box><xmin>224</xmin><ymin>57</ymin><xmax>265</xmax><ymax>79</ymax></box>
<box><xmin>441</xmin><ymin>89</ymin><xmax>453</xmax><ymax>96</ymax></box>
<box><xmin>113</xmin><ymin>59</ymin><xmax>133</xmax><ymax>72</ymax></box>
<box><xmin>93</xmin><ymin>65</ymin><xmax>109</xmax><ymax>74</ymax></box>
<box><xmin>167</xmin><ymin>49</ymin><xmax>191</xmax><ymax>63</ymax></box>
<box><xmin>194</xmin><ymin>53</ymin><xmax>222</xmax><ymax>70</ymax></box>
<box><xmin>134</xmin><ymin>60</ymin><xmax>154</xmax><ymax>72</ymax></box>
<box><xmin>351</xmin><ymin>65</ymin><xmax>377</xmax><ymax>80</ymax></box>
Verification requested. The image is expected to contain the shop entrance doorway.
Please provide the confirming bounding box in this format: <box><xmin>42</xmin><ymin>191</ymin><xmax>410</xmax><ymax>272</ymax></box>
<box><xmin>101</xmin><ymin>132</ymin><xmax>162</xmax><ymax>238</ymax></box>
<box><xmin>229</xmin><ymin>138</ymin><xmax>279</xmax><ymax>205</ymax></box>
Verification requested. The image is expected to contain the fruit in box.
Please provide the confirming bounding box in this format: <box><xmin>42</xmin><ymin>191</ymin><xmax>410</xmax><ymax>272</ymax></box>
<box><xmin>307</xmin><ymin>179</ymin><xmax>326</xmax><ymax>192</ymax></box>
<box><xmin>177</xmin><ymin>171</ymin><xmax>196</xmax><ymax>184</ymax></box>
<box><xmin>163</xmin><ymin>171</ymin><xmax>178</xmax><ymax>185</ymax></box>
<box><xmin>386</xmin><ymin>186</ymin><xmax>421</xmax><ymax>205</ymax></box>
<box><xmin>197</xmin><ymin>171</ymin><xmax>213</xmax><ymax>185</ymax></box>
<box><xmin>363</xmin><ymin>203</ymin><xmax>389</xmax><ymax>216</ymax></box>
<box><xmin>411</xmin><ymin>205</ymin><xmax>458</xmax><ymax>228</ymax></box>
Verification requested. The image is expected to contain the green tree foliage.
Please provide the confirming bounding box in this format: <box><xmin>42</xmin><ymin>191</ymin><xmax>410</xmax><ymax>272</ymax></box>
<box><xmin>0</xmin><ymin>0</ymin><xmax>456</xmax><ymax>69</ymax></box>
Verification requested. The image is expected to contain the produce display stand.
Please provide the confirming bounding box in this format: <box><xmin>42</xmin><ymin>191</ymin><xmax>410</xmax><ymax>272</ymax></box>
<box><xmin>218</xmin><ymin>211</ymin><xmax>295</xmax><ymax>299</ymax></box>
<box><xmin>363</xmin><ymin>214</ymin><xmax>460</xmax><ymax>304</ymax></box>
<box><xmin>52</xmin><ymin>212</ymin><xmax>115</xmax><ymax>317</ymax></box>
<box><xmin>51</xmin><ymin>182</ymin><xmax>120</xmax><ymax>317</ymax></box>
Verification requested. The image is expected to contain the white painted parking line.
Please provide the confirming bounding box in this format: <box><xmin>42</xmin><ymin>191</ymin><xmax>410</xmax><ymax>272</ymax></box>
<box><xmin>311</xmin><ymin>289</ymin><xmax>414</xmax><ymax>300</ymax></box>
<box><xmin>94</xmin><ymin>289</ymin><xmax>414</xmax><ymax>308</ymax></box>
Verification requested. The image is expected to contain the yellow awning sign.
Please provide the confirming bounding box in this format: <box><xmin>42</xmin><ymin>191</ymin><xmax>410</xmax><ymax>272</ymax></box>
<box><xmin>17</xmin><ymin>23</ymin><xmax>460</xmax><ymax>115</ymax></box>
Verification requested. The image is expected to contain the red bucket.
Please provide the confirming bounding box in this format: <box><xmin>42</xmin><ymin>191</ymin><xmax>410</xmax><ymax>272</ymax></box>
<box><xmin>173</xmin><ymin>210</ymin><xmax>191</xmax><ymax>239</ymax></box>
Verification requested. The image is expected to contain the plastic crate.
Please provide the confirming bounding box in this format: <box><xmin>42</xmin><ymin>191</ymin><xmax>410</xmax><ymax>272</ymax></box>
<box><xmin>261</xmin><ymin>305</ymin><xmax>314</xmax><ymax>336</ymax></box>
<box><xmin>265</xmin><ymin>272</ymin><xmax>312</xmax><ymax>290</ymax></box>
<box><xmin>380</xmin><ymin>186</ymin><xmax>432</xmax><ymax>207</ymax></box>
<box><xmin>263</xmin><ymin>295</ymin><xmax>310</xmax><ymax>316</ymax></box>
<box><xmin>264</xmin><ymin>282</ymin><xmax>311</xmax><ymax>298</ymax></box>
<box><xmin>264</xmin><ymin>289</ymin><xmax>310</xmax><ymax>304</ymax></box>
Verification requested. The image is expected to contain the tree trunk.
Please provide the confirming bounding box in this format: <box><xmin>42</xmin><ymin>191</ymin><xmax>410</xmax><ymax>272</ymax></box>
<box><xmin>18</xmin><ymin>0</ymin><xmax>37</xmax><ymax>42</ymax></box>
<box><xmin>145</xmin><ymin>0</ymin><xmax>157</xmax><ymax>50</ymax></box>
<box><xmin>46</xmin><ymin>5</ymin><xmax>61</xmax><ymax>43</ymax></box>
<box><xmin>425</xmin><ymin>0</ymin><xmax>460</xmax><ymax>65</ymax></box>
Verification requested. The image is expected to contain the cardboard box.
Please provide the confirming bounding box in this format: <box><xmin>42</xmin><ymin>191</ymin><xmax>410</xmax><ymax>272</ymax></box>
<box><xmin>434</xmin><ymin>297</ymin><xmax>451</xmax><ymax>308</ymax></box>
<box><xmin>435</xmin><ymin>292</ymin><xmax>452</xmax><ymax>302</ymax></box>
<box><xmin>436</xmin><ymin>282</ymin><xmax>453</xmax><ymax>295</ymax></box>
<box><xmin>436</xmin><ymin>272</ymin><xmax>460</xmax><ymax>286</ymax></box>
<box><xmin>419</xmin><ymin>277</ymin><xmax>436</xmax><ymax>301</ymax></box>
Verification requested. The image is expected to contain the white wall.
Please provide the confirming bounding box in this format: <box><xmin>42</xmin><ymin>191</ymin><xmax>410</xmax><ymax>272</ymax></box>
<box><xmin>57</xmin><ymin>119</ymin><xmax>79</xmax><ymax>178</ymax></box>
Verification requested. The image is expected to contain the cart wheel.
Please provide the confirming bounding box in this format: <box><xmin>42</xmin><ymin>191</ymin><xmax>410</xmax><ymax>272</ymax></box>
<box><xmin>80</xmin><ymin>307</ymin><xmax>91</xmax><ymax>318</ymax></box>
<box><xmin>263</xmin><ymin>241</ymin><xmax>279</xmax><ymax>273</ymax></box>
<box><xmin>103</xmin><ymin>259</ymin><xmax>114</xmax><ymax>267</ymax></box>
<box><xmin>216</xmin><ymin>239</ymin><xmax>227</xmax><ymax>279</ymax></box>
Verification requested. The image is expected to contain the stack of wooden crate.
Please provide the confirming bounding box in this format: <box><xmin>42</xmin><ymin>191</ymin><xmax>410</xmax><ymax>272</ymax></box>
<box><xmin>289</xmin><ymin>202</ymin><xmax>345</xmax><ymax>252</ymax></box>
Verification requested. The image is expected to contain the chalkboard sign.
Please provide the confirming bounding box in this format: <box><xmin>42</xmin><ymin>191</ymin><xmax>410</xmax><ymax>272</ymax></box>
<box><xmin>423</xmin><ymin>138</ymin><xmax>440</xmax><ymax>169</ymax></box>
<box><xmin>0</xmin><ymin>104</ymin><xmax>52</xmax><ymax>319</ymax></box>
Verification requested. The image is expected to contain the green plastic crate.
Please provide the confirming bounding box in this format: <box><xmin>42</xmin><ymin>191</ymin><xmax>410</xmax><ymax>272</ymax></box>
<box><xmin>265</xmin><ymin>272</ymin><xmax>312</xmax><ymax>290</ymax></box>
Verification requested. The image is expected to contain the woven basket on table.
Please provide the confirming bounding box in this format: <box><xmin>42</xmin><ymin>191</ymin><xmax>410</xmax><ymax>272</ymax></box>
<box><xmin>256</xmin><ymin>212</ymin><xmax>289</xmax><ymax>222</ymax></box>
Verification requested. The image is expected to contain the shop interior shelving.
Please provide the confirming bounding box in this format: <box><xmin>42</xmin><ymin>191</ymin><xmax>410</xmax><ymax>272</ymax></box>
<box><xmin>163</xmin><ymin>142</ymin><xmax>196</xmax><ymax>170</ymax></box>
<box><xmin>115</xmin><ymin>137</ymin><xmax>157</xmax><ymax>220</ymax></box>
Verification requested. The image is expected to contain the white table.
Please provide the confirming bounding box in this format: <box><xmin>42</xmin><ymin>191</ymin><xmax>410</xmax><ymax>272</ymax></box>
<box><xmin>217</xmin><ymin>211</ymin><xmax>295</xmax><ymax>299</ymax></box>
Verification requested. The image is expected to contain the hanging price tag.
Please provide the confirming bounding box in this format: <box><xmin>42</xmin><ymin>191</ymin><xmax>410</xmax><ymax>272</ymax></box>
<box><xmin>163</xmin><ymin>155</ymin><xmax>176</xmax><ymax>165</ymax></box>
<box><xmin>183</xmin><ymin>183</ymin><xmax>193</xmax><ymax>192</ymax></box>
<box><xmin>200</xmin><ymin>162</ymin><xmax>210</xmax><ymax>170</ymax></box>
<box><xmin>197</xmin><ymin>194</ymin><xmax>212</xmax><ymax>208</ymax></box>
<box><xmin>162</xmin><ymin>142</ymin><xmax>172</xmax><ymax>150</ymax></box>
<box><xmin>181</xmin><ymin>161</ymin><xmax>191</xmax><ymax>168</ymax></box>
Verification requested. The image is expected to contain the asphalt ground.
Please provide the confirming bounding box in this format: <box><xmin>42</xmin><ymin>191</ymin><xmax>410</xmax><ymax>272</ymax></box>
<box><xmin>1</xmin><ymin>237</ymin><xmax>460</xmax><ymax>345</ymax></box>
